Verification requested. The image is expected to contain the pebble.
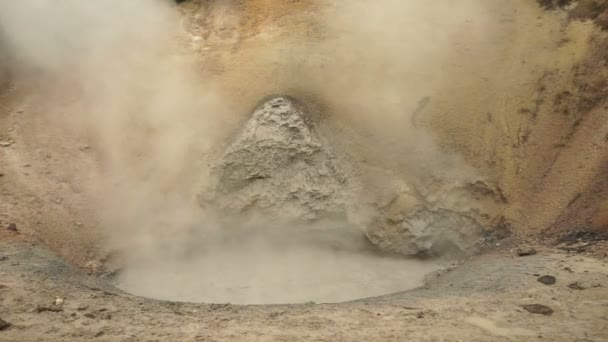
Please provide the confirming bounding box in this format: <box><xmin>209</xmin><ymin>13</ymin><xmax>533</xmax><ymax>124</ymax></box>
<box><xmin>522</xmin><ymin>304</ymin><xmax>554</xmax><ymax>316</ymax></box>
<box><xmin>6</xmin><ymin>223</ymin><xmax>17</xmax><ymax>232</ymax></box>
<box><xmin>537</xmin><ymin>275</ymin><xmax>557</xmax><ymax>285</ymax></box>
<box><xmin>568</xmin><ymin>282</ymin><xmax>586</xmax><ymax>290</ymax></box>
<box><xmin>517</xmin><ymin>246</ymin><xmax>537</xmax><ymax>256</ymax></box>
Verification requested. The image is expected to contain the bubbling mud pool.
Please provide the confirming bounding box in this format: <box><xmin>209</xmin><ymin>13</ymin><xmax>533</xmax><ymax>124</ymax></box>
<box><xmin>112</xmin><ymin>222</ymin><xmax>444</xmax><ymax>305</ymax></box>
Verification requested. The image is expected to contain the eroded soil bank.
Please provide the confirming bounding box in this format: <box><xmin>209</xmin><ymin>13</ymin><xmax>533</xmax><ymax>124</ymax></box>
<box><xmin>1</xmin><ymin>0</ymin><xmax>608</xmax><ymax>341</ymax></box>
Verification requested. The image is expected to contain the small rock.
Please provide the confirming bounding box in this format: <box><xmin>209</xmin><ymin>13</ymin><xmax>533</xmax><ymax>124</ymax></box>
<box><xmin>537</xmin><ymin>275</ymin><xmax>557</xmax><ymax>285</ymax></box>
<box><xmin>54</xmin><ymin>297</ymin><xmax>64</xmax><ymax>306</ymax></box>
<box><xmin>36</xmin><ymin>305</ymin><xmax>63</xmax><ymax>313</ymax></box>
<box><xmin>6</xmin><ymin>223</ymin><xmax>17</xmax><ymax>232</ymax></box>
<box><xmin>517</xmin><ymin>246</ymin><xmax>537</xmax><ymax>256</ymax></box>
<box><xmin>85</xmin><ymin>260</ymin><xmax>104</xmax><ymax>276</ymax></box>
<box><xmin>95</xmin><ymin>331</ymin><xmax>105</xmax><ymax>337</ymax></box>
<box><xmin>209</xmin><ymin>304</ymin><xmax>230</xmax><ymax>311</ymax></box>
<box><xmin>522</xmin><ymin>304</ymin><xmax>554</xmax><ymax>316</ymax></box>
<box><xmin>0</xmin><ymin>318</ymin><xmax>10</xmax><ymax>331</ymax></box>
<box><xmin>0</xmin><ymin>141</ymin><xmax>11</xmax><ymax>147</ymax></box>
<box><xmin>568</xmin><ymin>282</ymin><xmax>586</xmax><ymax>290</ymax></box>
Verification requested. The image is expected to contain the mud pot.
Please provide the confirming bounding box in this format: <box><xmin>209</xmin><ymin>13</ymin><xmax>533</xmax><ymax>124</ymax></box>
<box><xmin>1</xmin><ymin>0</ymin><xmax>608</xmax><ymax>341</ymax></box>
<box><xmin>112</xmin><ymin>223</ymin><xmax>444</xmax><ymax>305</ymax></box>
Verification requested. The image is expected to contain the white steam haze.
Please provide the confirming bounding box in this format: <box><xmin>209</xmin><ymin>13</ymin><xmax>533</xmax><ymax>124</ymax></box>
<box><xmin>0</xmin><ymin>0</ymin><xmax>491</xmax><ymax>303</ymax></box>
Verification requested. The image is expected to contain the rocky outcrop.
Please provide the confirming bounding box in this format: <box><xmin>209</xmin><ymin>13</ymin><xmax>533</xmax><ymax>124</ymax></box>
<box><xmin>201</xmin><ymin>96</ymin><xmax>488</xmax><ymax>258</ymax></box>
<box><xmin>366</xmin><ymin>207</ymin><xmax>482</xmax><ymax>258</ymax></box>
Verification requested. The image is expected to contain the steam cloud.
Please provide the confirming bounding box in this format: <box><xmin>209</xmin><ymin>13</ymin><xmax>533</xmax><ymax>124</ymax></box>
<box><xmin>0</xmin><ymin>0</ymin><xmax>491</xmax><ymax>303</ymax></box>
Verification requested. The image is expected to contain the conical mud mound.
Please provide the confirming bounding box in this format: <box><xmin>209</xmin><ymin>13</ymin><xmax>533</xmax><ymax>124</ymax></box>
<box><xmin>202</xmin><ymin>96</ymin><xmax>357</xmax><ymax>221</ymax></box>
